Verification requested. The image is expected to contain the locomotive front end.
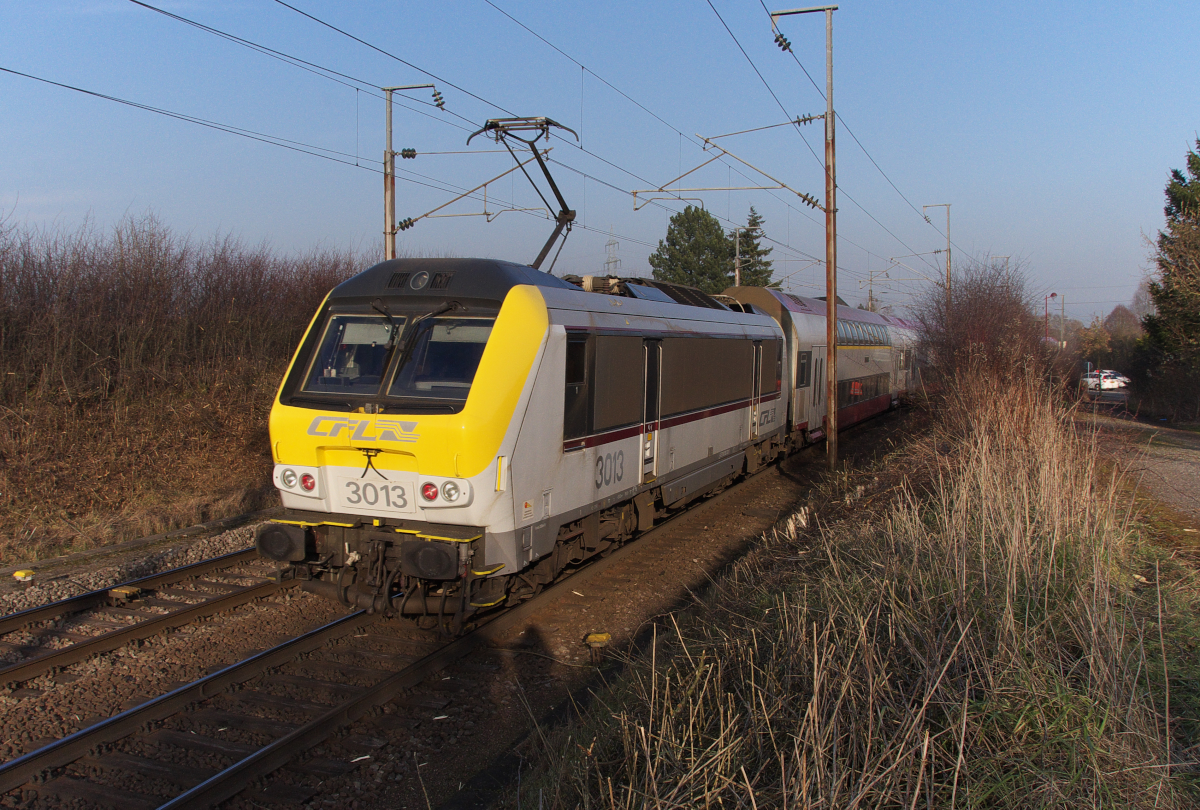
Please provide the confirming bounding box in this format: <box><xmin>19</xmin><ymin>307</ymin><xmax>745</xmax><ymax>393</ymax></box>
<box><xmin>255</xmin><ymin>258</ymin><xmax>560</xmax><ymax>629</ymax></box>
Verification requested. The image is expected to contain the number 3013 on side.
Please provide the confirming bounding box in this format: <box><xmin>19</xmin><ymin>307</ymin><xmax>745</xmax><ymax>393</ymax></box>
<box><xmin>594</xmin><ymin>450</ymin><xmax>624</xmax><ymax>489</ymax></box>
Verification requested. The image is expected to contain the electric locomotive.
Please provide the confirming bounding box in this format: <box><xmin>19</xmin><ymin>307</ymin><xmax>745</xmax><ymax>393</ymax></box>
<box><xmin>255</xmin><ymin>258</ymin><xmax>791</xmax><ymax>630</ymax></box>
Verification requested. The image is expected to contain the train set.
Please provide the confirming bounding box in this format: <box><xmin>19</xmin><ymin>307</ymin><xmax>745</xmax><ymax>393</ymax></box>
<box><xmin>255</xmin><ymin>257</ymin><xmax>917</xmax><ymax>630</ymax></box>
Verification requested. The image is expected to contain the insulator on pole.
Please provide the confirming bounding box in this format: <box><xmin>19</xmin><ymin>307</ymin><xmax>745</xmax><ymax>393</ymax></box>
<box><xmin>397</xmin><ymin>217</ymin><xmax>416</xmax><ymax>231</ymax></box>
<box><xmin>774</xmin><ymin>31</ymin><xmax>791</xmax><ymax>51</ymax></box>
<box><xmin>400</xmin><ymin>148</ymin><xmax>417</xmax><ymax>159</ymax></box>
<box><xmin>432</xmin><ymin>90</ymin><xmax>445</xmax><ymax>109</ymax></box>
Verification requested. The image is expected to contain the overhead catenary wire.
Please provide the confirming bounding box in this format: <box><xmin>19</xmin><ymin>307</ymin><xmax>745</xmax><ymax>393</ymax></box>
<box><xmin>128</xmin><ymin>0</ymin><xmax>477</xmax><ymax>133</ymax></box>
<box><xmin>708</xmin><ymin>0</ymin><xmax>946</xmax><ymax>275</ymax></box>
<box><xmin>478</xmin><ymin>0</ymin><xmax>879</xmax><ymax>280</ymax></box>
<box><xmin>756</xmin><ymin>0</ymin><xmax>972</xmax><ymax>262</ymax></box>
<box><xmin>272</xmin><ymin>0</ymin><xmax>517</xmax><ymax>117</ymax></box>
<box><xmin>0</xmin><ymin>59</ymin><xmax>831</xmax><ymax>283</ymax></box>
<box><xmin>0</xmin><ymin>65</ymin><xmax>382</xmax><ymax>170</ymax></box>
<box><xmin>49</xmin><ymin>2</ymin><xmax>865</xmax><ymax>288</ymax></box>
<box><xmin>265</xmin><ymin>0</ymin><xmax>819</xmax><ymax>269</ymax></box>
<box><xmin>171</xmin><ymin>0</ymin><xmax>865</xmax><ymax>286</ymax></box>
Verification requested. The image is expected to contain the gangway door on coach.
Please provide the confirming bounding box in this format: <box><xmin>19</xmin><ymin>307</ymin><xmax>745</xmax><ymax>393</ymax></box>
<box><xmin>642</xmin><ymin>339</ymin><xmax>661</xmax><ymax>483</ymax></box>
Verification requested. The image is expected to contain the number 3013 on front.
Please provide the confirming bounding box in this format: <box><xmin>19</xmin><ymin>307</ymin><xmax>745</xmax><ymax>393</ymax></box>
<box><xmin>335</xmin><ymin>477</ymin><xmax>415</xmax><ymax>514</ymax></box>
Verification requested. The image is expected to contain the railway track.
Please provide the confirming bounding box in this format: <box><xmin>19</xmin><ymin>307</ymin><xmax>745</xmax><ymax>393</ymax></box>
<box><xmin>0</xmin><ymin>534</ymin><xmax>651</xmax><ymax>809</ymax></box>
<box><xmin>0</xmin><ymin>549</ymin><xmax>282</xmax><ymax>688</ymax></box>
<box><xmin>0</xmin><ymin>450</ymin><xmax>800</xmax><ymax>809</ymax></box>
<box><xmin>0</xmin><ymin>410</ymin><xmax>908</xmax><ymax>808</ymax></box>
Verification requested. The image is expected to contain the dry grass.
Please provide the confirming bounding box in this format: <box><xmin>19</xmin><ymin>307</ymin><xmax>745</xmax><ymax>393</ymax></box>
<box><xmin>505</xmin><ymin>370</ymin><xmax>1196</xmax><ymax>809</ymax></box>
<box><xmin>0</xmin><ymin>214</ymin><xmax>365</xmax><ymax>563</ymax></box>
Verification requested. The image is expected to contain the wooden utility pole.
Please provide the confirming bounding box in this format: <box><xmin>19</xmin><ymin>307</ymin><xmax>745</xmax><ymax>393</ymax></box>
<box><xmin>822</xmin><ymin>7</ymin><xmax>837</xmax><ymax>472</ymax></box>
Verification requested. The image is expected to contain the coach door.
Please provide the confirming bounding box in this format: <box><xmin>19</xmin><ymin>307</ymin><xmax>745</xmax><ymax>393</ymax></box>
<box><xmin>810</xmin><ymin>345</ymin><xmax>827</xmax><ymax>431</ymax></box>
<box><xmin>750</xmin><ymin>342</ymin><xmax>763</xmax><ymax>439</ymax></box>
<box><xmin>642</xmin><ymin>339</ymin><xmax>661</xmax><ymax>483</ymax></box>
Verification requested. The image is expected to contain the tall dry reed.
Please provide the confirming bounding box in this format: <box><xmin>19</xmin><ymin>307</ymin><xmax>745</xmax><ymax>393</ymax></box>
<box><xmin>510</xmin><ymin>370</ymin><xmax>1188</xmax><ymax>809</ymax></box>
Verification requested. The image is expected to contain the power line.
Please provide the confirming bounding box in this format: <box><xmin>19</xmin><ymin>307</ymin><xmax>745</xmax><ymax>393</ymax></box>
<box><xmin>0</xmin><ymin>64</ymin><xmax>695</xmax><ymax>263</ymax></box>
<box><xmin>271</xmin><ymin>0</ymin><xmax>517</xmax><ymax>117</ymax></box>
<box><xmin>129</xmin><ymin>0</ymin><xmax>476</xmax><ymax>133</ymax></box>
<box><xmin>755</xmin><ymin>0</ymin><xmax>971</xmax><ymax>262</ymax></box>
<box><xmin>704</xmin><ymin>0</ymin><xmax>943</xmax><ymax>276</ymax></box>
<box><xmin>478</xmin><ymin>0</ymin><xmax>877</xmax><ymax>278</ymax></box>
<box><xmin>0</xmin><ymin>65</ymin><xmax>381</xmax><ymax>170</ymax></box>
<box><xmin>481</xmin><ymin>0</ymin><xmax>864</xmax><ymax>266</ymax></box>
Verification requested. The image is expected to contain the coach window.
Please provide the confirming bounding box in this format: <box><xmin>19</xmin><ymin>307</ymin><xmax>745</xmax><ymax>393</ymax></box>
<box><xmin>563</xmin><ymin>334</ymin><xmax>590</xmax><ymax>440</ymax></box>
<box><xmin>661</xmin><ymin>337</ymin><xmax>753</xmax><ymax>417</ymax></box>
<box><xmin>795</xmin><ymin>350</ymin><xmax>812</xmax><ymax>388</ymax></box>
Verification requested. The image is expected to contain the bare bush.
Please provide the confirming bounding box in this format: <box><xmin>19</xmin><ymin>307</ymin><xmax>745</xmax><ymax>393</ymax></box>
<box><xmin>0</xmin><ymin>213</ymin><xmax>364</xmax><ymax>405</ymax></box>
<box><xmin>0</xmin><ymin>214</ymin><xmax>370</xmax><ymax>559</ymax></box>
<box><xmin>911</xmin><ymin>258</ymin><xmax>1047</xmax><ymax>390</ymax></box>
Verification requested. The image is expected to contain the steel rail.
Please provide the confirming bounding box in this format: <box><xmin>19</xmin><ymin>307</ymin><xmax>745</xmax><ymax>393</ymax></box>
<box><xmin>1</xmin><ymin>421</ymin><xmax>876</xmax><ymax>805</ymax></box>
<box><xmin>156</xmin><ymin>517</ymin><xmax>675</xmax><ymax>810</ymax></box>
<box><xmin>0</xmin><ymin>548</ymin><xmax>258</xmax><ymax>635</ymax></box>
<box><xmin>0</xmin><ymin>579</ymin><xmax>284</xmax><ymax>686</ymax></box>
<box><xmin>0</xmin><ymin>611</ymin><xmax>373</xmax><ymax>794</ymax></box>
<box><xmin>159</xmin><ymin>443</ymin><xmax>831</xmax><ymax>807</ymax></box>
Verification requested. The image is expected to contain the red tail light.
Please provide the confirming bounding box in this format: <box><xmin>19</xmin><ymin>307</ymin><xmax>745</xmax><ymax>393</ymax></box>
<box><xmin>300</xmin><ymin>473</ymin><xmax>316</xmax><ymax>492</ymax></box>
<box><xmin>421</xmin><ymin>482</ymin><xmax>439</xmax><ymax>501</ymax></box>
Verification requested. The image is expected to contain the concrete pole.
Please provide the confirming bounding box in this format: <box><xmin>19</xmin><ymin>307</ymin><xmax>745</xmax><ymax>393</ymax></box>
<box><xmin>384</xmin><ymin>88</ymin><xmax>396</xmax><ymax>261</ymax></box>
<box><xmin>735</xmin><ymin>227</ymin><xmax>741</xmax><ymax>287</ymax></box>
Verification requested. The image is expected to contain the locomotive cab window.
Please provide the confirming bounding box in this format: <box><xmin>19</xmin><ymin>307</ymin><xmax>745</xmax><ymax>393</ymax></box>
<box><xmin>302</xmin><ymin>315</ymin><xmax>403</xmax><ymax>397</ymax></box>
<box><xmin>387</xmin><ymin>317</ymin><xmax>495</xmax><ymax>402</ymax></box>
<box><xmin>563</xmin><ymin>335</ymin><xmax>590</xmax><ymax>441</ymax></box>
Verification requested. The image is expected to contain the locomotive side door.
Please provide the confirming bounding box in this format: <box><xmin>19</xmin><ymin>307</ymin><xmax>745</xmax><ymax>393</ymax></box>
<box><xmin>642</xmin><ymin>339</ymin><xmax>661</xmax><ymax>483</ymax></box>
<box><xmin>750</xmin><ymin>341</ymin><xmax>763</xmax><ymax>439</ymax></box>
<box><xmin>810</xmin><ymin>344</ymin><xmax>827</xmax><ymax>432</ymax></box>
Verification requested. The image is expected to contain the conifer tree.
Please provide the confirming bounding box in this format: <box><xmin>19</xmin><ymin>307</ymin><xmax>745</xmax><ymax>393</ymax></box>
<box><xmin>733</xmin><ymin>206</ymin><xmax>776</xmax><ymax>287</ymax></box>
<box><xmin>648</xmin><ymin>205</ymin><xmax>734</xmax><ymax>294</ymax></box>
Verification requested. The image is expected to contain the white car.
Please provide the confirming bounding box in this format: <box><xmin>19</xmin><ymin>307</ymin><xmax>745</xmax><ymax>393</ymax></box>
<box><xmin>1082</xmin><ymin>372</ymin><xmax>1121</xmax><ymax>391</ymax></box>
<box><xmin>1098</xmin><ymin>370</ymin><xmax>1129</xmax><ymax>387</ymax></box>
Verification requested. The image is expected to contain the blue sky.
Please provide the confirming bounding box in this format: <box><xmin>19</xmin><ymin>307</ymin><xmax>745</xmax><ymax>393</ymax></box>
<box><xmin>2</xmin><ymin>1</ymin><xmax>1197</xmax><ymax>320</ymax></box>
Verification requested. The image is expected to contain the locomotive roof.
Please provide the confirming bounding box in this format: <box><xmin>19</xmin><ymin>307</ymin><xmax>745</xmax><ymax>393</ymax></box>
<box><xmin>331</xmin><ymin>258</ymin><xmax>580</xmax><ymax>303</ymax></box>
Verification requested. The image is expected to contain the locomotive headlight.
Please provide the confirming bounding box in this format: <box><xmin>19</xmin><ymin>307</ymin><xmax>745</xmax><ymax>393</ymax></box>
<box><xmin>441</xmin><ymin>481</ymin><xmax>460</xmax><ymax>502</ymax></box>
<box><xmin>280</xmin><ymin>469</ymin><xmax>298</xmax><ymax>489</ymax></box>
<box><xmin>300</xmin><ymin>473</ymin><xmax>316</xmax><ymax>492</ymax></box>
<box><xmin>421</xmin><ymin>482</ymin><xmax>439</xmax><ymax>501</ymax></box>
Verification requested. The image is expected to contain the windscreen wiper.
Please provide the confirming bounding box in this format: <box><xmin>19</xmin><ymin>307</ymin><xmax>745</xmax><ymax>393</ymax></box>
<box><xmin>387</xmin><ymin>300</ymin><xmax>465</xmax><ymax>388</ymax></box>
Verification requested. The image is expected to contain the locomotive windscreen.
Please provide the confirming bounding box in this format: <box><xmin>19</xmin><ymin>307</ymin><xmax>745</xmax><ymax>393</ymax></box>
<box><xmin>387</xmin><ymin>317</ymin><xmax>495</xmax><ymax>402</ymax></box>
<box><xmin>302</xmin><ymin>315</ymin><xmax>404</xmax><ymax>396</ymax></box>
<box><xmin>294</xmin><ymin>312</ymin><xmax>494</xmax><ymax>407</ymax></box>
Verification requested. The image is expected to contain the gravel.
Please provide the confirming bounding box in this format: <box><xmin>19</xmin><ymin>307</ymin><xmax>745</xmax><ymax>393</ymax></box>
<box><xmin>0</xmin><ymin>523</ymin><xmax>264</xmax><ymax>616</ymax></box>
